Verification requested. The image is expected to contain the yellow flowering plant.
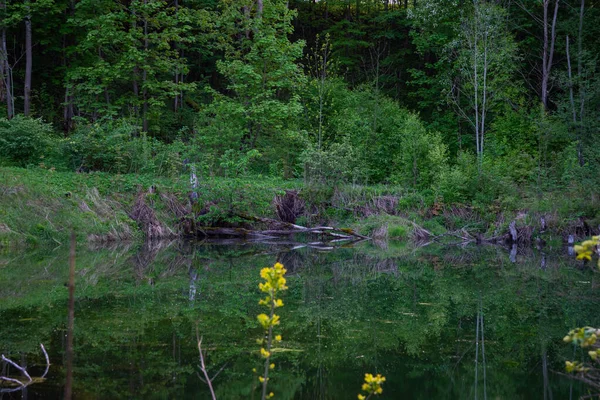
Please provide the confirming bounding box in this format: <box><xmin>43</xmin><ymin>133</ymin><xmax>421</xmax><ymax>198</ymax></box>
<box><xmin>573</xmin><ymin>236</ymin><xmax>600</xmax><ymax>264</ymax></box>
<box><xmin>256</xmin><ymin>262</ymin><xmax>288</xmax><ymax>400</ymax></box>
<box><xmin>563</xmin><ymin>326</ymin><xmax>600</xmax><ymax>391</ymax></box>
<box><xmin>357</xmin><ymin>373</ymin><xmax>386</xmax><ymax>399</ymax></box>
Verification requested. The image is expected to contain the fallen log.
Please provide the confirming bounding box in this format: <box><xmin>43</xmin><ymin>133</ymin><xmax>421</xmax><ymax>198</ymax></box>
<box><xmin>230</xmin><ymin>214</ymin><xmax>371</xmax><ymax>240</ymax></box>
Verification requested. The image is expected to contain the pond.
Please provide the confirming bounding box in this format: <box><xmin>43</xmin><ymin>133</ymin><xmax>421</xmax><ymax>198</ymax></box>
<box><xmin>0</xmin><ymin>239</ymin><xmax>598</xmax><ymax>399</ymax></box>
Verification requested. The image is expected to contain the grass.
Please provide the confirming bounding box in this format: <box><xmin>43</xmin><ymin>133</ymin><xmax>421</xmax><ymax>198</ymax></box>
<box><xmin>0</xmin><ymin>167</ymin><xmax>300</xmax><ymax>246</ymax></box>
<box><xmin>2</xmin><ymin>166</ymin><xmax>598</xmax><ymax>247</ymax></box>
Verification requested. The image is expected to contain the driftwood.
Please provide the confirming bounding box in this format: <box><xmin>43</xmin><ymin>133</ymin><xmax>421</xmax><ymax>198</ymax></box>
<box><xmin>192</xmin><ymin>214</ymin><xmax>370</xmax><ymax>241</ymax></box>
<box><xmin>1</xmin><ymin>344</ymin><xmax>50</xmax><ymax>393</ymax></box>
<box><xmin>194</xmin><ymin>225</ymin><xmax>370</xmax><ymax>240</ymax></box>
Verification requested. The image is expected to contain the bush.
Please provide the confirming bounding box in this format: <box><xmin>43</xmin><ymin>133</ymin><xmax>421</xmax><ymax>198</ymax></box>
<box><xmin>59</xmin><ymin>120</ymin><xmax>184</xmax><ymax>176</ymax></box>
<box><xmin>0</xmin><ymin>116</ymin><xmax>55</xmax><ymax>167</ymax></box>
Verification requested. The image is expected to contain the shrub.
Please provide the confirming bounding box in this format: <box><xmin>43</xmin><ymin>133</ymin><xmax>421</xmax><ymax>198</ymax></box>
<box><xmin>0</xmin><ymin>116</ymin><xmax>55</xmax><ymax>167</ymax></box>
<box><xmin>60</xmin><ymin>120</ymin><xmax>184</xmax><ymax>176</ymax></box>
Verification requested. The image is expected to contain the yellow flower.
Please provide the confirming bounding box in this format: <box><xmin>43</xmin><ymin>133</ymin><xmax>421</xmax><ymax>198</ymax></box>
<box><xmin>259</xmin><ymin>296</ymin><xmax>271</xmax><ymax>306</ymax></box>
<box><xmin>270</xmin><ymin>363</ymin><xmax>275</xmax><ymax>370</ymax></box>
<box><xmin>581</xmin><ymin>240</ymin><xmax>597</xmax><ymax>249</ymax></box>
<box><xmin>271</xmin><ymin>314</ymin><xmax>280</xmax><ymax>326</ymax></box>
<box><xmin>260</xmin><ymin>348</ymin><xmax>271</xmax><ymax>358</ymax></box>
<box><xmin>564</xmin><ymin>335</ymin><xmax>572</xmax><ymax>343</ymax></box>
<box><xmin>259</xmin><ymin>376</ymin><xmax>265</xmax><ymax>383</ymax></box>
<box><xmin>257</xmin><ymin>314</ymin><xmax>270</xmax><ymax>329</ymax></box>
<box><xmin>359</xmin><ymin>373</ymin><xmax>386</xmax><ymax>397</ymax></box>
<box><xmin>275</xmin><ymin>335</ymin><xmax>282</xmax><ymax>341</ymax></box>
<box><xmin>358</xmin><ymin>395</ymin><xmax>366</xmax><ymax>400</ymax></box>
<box><xmin>275</xmin><ymin>299</ymin><xmax>284</xmax><ymax>308</ymax></box>
<box><xmin>576</xmin><ymin>251</ymin><xmax>593</xmax><ymax>261</ymax></box>
<box><xmin>268</xmin><ymin>392</ymin><xmax>274</xmax><ymax>398</ymax></box>
<box><xmin>260</xmin><ymin>267</ymin><xmax>271</xmax><ymax>280</ymax></box>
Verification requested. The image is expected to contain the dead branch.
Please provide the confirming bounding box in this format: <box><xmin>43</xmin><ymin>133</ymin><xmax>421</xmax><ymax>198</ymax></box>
<box><xmin>196</xmin><ymin>325</ymin><xmax>217</xmax><ymax>400</ymax></box>
<box><xmin>1</xmin><ymin>355</ymin><xmax>32</xmax><ymax>384</ymax></box>
<box><xmin>197</xmin><ymin>214</ymin><xmax>371</xmax><ymax>241</ymax></box>
<box><xmin>0</xmin><ymin>344</ymin><xmax>50</xmax><ymax>392</ymax></box>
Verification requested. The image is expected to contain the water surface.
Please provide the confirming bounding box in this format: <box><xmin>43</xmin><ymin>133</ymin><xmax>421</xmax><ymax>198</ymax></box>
<box><xmin>0</xmin><ymin>240</ymin><xmax>598</xmax><ymax>399</ymax></box>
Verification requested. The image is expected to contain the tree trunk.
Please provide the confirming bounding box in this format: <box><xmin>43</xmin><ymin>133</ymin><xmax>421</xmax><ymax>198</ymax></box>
<box><xmin>577</xmin><ymin>0</ymin><xmax>585</xmax><ymax>166</ymax></box>
<box><xmin>565</xmin><ymin>36</ymin><xmax>582</xmax><ymax>166</ymax></box>
<box><xmin>24</xmin><ymin>6</ymin><xmax>32</xmax><ymax>116</ymax></box>
<box><xmin>257</xmin><ymin>0</ymin><xmax>263</xmax><ymax>18</ymax></box>
<box><xmin>142</xmin><ymin>0</ymin><xmax>148</xmax><ymax>132</ymax></box>
<box><xmin>1</xmin><ymin>24</ymin><xmax>14</xmax><ymax>119</ymax></box>
<box><xmin>133</xmin><ymin>67</ymin><xmax>139</xmax><ymax>118</ymax></box>
<box><xmin>174</xmin><ymin>0</ymin><xmax>180</xmax><ymax>112</ymax></box>
<box><xmin>540</xmin><ymin>0</ymin><xmax>559</xmax><ymax>110</ymax></box>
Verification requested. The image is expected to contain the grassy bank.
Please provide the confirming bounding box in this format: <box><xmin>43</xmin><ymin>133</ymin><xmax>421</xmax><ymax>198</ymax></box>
<box><xmin>1</xmin><ymin>166</ymin><xmax>598</xmax><ymax>247</ymax></box>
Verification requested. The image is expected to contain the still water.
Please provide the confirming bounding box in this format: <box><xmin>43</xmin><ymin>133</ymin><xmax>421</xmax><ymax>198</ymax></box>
<box><xmin>0</xmin><ymin>240</ymin><xmax>598</xmax><ymax>399</ymax></box>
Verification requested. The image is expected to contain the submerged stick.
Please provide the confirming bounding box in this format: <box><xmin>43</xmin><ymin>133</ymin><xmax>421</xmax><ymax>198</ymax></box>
<box><xmin>196</xmin><ymin>326</ymin><xmax>216</xmax><ymax>400</ymax></box>
<box><xmin>40</xmin><ymin>344</ymin><xmax>50</xmax><ymax>378</ymax></box>
<box><xmin>0</xmin><ymin>343</ymin><xmax>50</xmax><ymax>392</ymax></box>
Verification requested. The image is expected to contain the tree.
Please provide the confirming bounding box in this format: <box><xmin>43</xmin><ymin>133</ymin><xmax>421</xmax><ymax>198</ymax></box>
<box><xmin>0</xmin><ymin>0</ymin><xmax>14</xmax><ymax>119</ymax></box>
<box><xmin>206</xmin><ymin>0</ymin><xmax>306</xmax><ymax>176</ymax></box>
<box><xmin>67</xmin><ymin>0</ymin><xmax>200</xmax><ymax>133</ymax></box>
<box><xmin>448</xmin><ymin>1</ymin><xmax>517</xmax><ymax>170</ymax></box>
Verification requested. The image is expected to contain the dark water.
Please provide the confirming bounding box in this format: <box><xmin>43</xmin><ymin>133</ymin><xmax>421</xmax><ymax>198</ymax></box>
<box><xmin>0</xmin><ymin>240</ymin><xmax>598</xmax><ymax>399</ymax></box>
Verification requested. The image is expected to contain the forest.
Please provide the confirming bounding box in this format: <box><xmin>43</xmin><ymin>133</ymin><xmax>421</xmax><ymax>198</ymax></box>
<box><xmin>1</xmin><ymin>0</ymin><xmax>600</xmax><ymax>240</ymax></box>
<box><xmin>3</xmin><ymin>2</ymin><xmax>600</xmax><ymax>398</ymax></box>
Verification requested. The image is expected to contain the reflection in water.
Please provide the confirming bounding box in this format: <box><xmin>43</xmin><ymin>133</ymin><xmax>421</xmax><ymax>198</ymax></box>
<box><xmin>474</xmin><ymin>301</ymin><xmax>487</xmax><ymax>400</ymax></box>
<box><xmin>0</xmin><ymin>239</ymin><xmax>597</xmax><ymax>399</ymax></box>
<box><xmin>65</xmin><ymin>232</ymin><xmax>76</xmax><ymax>400</ymax></box>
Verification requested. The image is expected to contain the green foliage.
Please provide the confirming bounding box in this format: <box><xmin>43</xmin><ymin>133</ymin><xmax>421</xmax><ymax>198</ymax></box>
<box><xmin>301</xmin><ymin>142</ymin><xmax>361</xmax><ymax>184</ymax></box>
<box><xmin>207</xmin><ymin>0</ymin><xmax>306</xmax><ymax>178</ymax></box>
<box><xmin>59</xmin><ymin>121</ymin><xmax>184</xmax><ymax>176</ymax></box>
<box><xmin>388</xmin><ymin>224</ymin><xmax>408</xmax><ymax>239</ymax></box>
<box><xmin>0</xmin><ymin>116</ymin><xmax>55</xmax><ymax>167</ymax></box>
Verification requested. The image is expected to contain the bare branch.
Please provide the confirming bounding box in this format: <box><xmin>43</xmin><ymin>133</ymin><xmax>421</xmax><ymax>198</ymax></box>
<box><xmin>196</xmin><ymin>325</ymin><xmax>217</xmax><ymax>400</ymax></box>
<box><xmin>0</xmin><ymin>376</ymin><xmax>25</xmax><ymax>387</ymax></box>
<box><xmin>40</xmin><ymin>344</ymin><xmax>50</xmax><ymax>379</ymax></box>
<box><xmin>1</xmin><ymin>355</ymin><xmax>32</xmax><ymax>383</ymax></box>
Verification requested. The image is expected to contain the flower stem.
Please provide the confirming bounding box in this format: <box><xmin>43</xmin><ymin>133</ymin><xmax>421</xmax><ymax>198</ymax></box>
<box><xmin>261</xmin><ymin>296</ymin><xmax>275</xmax><ymax>400</ymax></box>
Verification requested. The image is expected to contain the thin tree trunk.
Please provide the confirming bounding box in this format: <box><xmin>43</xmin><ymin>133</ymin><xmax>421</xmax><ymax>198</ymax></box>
<box><xmin>257</xmin><ymin>0</ymin><xmax>263</xmax><ymax>18</ymax></box>
<box><xmin>1</xmin><ymin>23</ymin><xmax>14</xmax><ymax>118</ymax></box>
<box><xmin>480</xmin><ymin>24</ymin><xmax>489</xmax><ymax>166</ymax></box>
<box><xmin>63</xmin><ymin>87</ymin><xmax>74</xmax><ymax>132</ymax></box>
<box><xmin>133</xmin><ymin>67</ymin><xmax>139</xmax><ymax>117</ymax></box>
<box><xmin>142</xmin><ymin>0</ymin><xmax>149</xmax><ymax>132</ymax></box>
<box><xmin>132</xmin><ymin>5</ymin><xmax>140</xmax><ymax>123</ymax></box>
<box><xmin>0</xmin><ymin>25</ymin><xmax>4</xmax><ymax>105</ymax></box>
<box><xmin>174</xmin><ymin>0</ymin><xmax>179</xmax><ymax>112</ymax></box>
<box><xmin>472</xmin><ymin>3</ymin><xmax>480</xmax><ymax>168</ymax></box>
<box><xmin>565</xmin><ymin>36</ymin><xmax>582</xmax><ymax>165</ymax></box>
<box><xmin>98</xmin><ymin>48</ymin><xmax>110</xmax><ymax>108</ymax></box>
<box><xmin>541</xmin><ymin>0</ymin><xmax>559</xmax><ymax>110</ymax></box>
<box><xmin>24</xmin><ymin>6</ymin><xmax>32</xmax><ymax>116</ymax></box>
<box><xmin>577</xmin><ymin>0</ymin><xmax>585</xmax><ymax>165</ymax></box>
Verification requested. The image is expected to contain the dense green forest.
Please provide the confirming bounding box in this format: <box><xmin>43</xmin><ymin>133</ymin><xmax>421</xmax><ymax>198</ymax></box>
<box><xmin>1</xmin><ymin>0</ymin><xmax>599</xmax><ymax>212</ymax></box>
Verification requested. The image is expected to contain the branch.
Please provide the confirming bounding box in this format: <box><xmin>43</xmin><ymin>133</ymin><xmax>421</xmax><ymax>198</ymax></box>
<box><xmin>0</xmin><ymin>376</ymin><xmax>25</xmax><ymax>387</ymax></box>
<box><xmin>196</xmin><ymin>326</ymin><xmax>217</xmax><ymax>400</ymax></box>
<box><xmin>40</xmin><ymin>344</ymin><xmax>50</xmax><ymax>379</ymax></box>
<box><xmin>1</xmin><ymin>355</ymin><xmax>32</xmax><ymax>384</ymax></box>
